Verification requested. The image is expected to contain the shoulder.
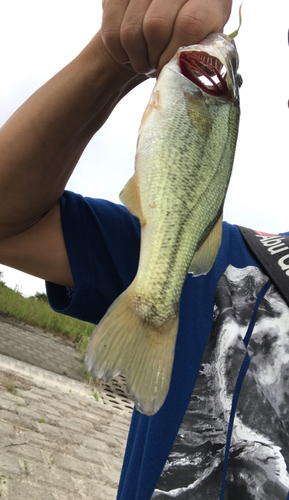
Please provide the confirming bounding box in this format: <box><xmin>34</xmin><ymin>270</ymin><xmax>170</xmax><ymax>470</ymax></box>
<box><xmin>47</xmin><ymin>192</ymin><xmax>141</xmax><ymax>324</ymax></box>
<box><xmin>61</xmin><ymin>190</ymin><xmax>140</xmax><ymax>236</ymax></box>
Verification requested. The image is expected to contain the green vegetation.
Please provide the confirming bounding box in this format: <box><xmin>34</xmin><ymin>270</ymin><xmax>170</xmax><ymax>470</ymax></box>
<box><xmin>0</xmin><ymin>280</ymin><xmax>95</xmax><ymax>358</ymax></box>
<box><xmin>0</xmin><ymin>474</ymin><xmax>12</xmax><ymax>497</ymax></box>
<box><xmin>33</xmin><ymin>291</ymin><xmax>48</xmax><ymax>302</ymax></box>
<box><xmin>3</xmin><ymin>379</ymin><xmax>17</xmax><ymax>395</ymax></box>
<box><xmin>23</xmin><ymin>460</ymin><xmax>29</xmax><ymax>475</ymax></box>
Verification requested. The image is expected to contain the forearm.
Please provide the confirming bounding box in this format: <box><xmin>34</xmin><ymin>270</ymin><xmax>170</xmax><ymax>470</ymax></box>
<box><xmin>0</xmin><ymin>31</ymin><xmax>145</xmax><ymax>239</ymax></box>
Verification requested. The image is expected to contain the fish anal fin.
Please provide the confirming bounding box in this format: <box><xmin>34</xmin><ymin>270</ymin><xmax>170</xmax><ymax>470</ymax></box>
<box><xmin>189</xmin><ymin>215</ymin><xmax>223</xmax><ymax>276</ymax></box>
<box><xmin>85</xmin><ymin>285</ymin><xmax>179</xmax><ymax>416</ymax></box>
<box><xmin>119</xmin><ymin>174</ymin><xmax>146</xmax><ymax>225</ymax></box>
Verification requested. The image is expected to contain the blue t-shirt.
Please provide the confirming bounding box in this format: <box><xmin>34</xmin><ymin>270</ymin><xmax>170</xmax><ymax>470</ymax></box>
<box><xmin>46</xmin><ymin>191</ymin><xmax>289</xmax><ymax>500</ymax></box>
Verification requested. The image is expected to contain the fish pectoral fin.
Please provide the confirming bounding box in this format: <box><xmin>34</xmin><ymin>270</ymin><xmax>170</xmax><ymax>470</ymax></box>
<box><xmin>188</xmin><ymin>214</ymin><xmax>223</xmax><ymax>276</ymax></box>
<box><xmin>119</xmin><ymin>174</ymin><xmax>146</xmax><ymax>224</ymax></box>
<box><xmin>85</xmin><ymin>286</ymin><xmax>179</xmax><ymax>416</ymax></box>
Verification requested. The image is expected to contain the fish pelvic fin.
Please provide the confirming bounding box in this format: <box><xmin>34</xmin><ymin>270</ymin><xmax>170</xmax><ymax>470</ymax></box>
<box><xmin>188</xmin><ymin>214</ymin><xmax>223</xmax><ymax>276</ymax></box>
<box><xmin>85</xmin><ymin>286</ymin><xmax>179</xmax><ymax>416</ymax></box>
<box><xmin>119</xmin><ymin>174</ymin><xmax>146</xmax><ymax>225</ymax></box>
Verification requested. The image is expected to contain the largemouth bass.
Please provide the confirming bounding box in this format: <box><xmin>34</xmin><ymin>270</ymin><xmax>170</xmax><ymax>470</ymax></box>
<box><xmin>85</xmin><ymin>33</ymin><xmax>241</xmax><ymax>416</ymax></box>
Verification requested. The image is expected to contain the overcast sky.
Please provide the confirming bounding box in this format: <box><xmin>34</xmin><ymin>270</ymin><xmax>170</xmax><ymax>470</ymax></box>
<box><xmin>0</xmin><ymin>0</ymin><xmax>288</xmax><ymax>296</ymax></box>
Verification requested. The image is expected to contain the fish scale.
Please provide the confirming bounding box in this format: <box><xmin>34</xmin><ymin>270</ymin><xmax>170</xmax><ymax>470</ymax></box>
<box><xmin>86</xmin><ymin>33</ymin><xmax>241</xmax><ymax>416</ymax></box>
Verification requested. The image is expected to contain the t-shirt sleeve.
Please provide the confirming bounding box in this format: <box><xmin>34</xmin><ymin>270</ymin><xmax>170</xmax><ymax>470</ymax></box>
<box><xmin>46</xmin><ymin>190</ymin><xmax>140</xmax><ymax>325</ymax></box>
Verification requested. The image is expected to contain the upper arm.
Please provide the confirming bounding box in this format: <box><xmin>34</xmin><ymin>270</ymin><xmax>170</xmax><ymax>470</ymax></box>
<box><xmin>0</xmin><ymin>202</ymin><xmax>74</xmax><ymax>288</ymax></box>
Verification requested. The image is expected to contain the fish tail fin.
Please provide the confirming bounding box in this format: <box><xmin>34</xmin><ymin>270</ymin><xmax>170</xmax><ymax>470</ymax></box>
<box><xmin>85</xmin><ymin>286</ymin><xmax>179</xmax><ymax>416</ymax></box>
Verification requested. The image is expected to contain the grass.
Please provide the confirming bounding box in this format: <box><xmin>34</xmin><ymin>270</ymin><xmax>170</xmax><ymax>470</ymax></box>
<box><xmin>0</xmin><ymin>280</ymin><xmax>95</xmax><ymax>359</ymax></box>
<box><xmin>3</xmin><ymin>379</ymin><xmax>17</xmax><ymax>395</ymax></box>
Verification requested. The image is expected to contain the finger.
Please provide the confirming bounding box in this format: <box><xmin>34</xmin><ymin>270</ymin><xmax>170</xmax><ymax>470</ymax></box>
<box><xmin>143</xmin><ymin>0</ymin><xmax>188</xmax><ymax>70</ymax></box>
<box><xmin>101</xmin><ymin>0</ymin><xmax>131</xmax><ymax>64</ymax></box>
<box><xmin>157</xmin><ymin>0</ymin><xmax>232</xmax><ymax>74</ymax></box>
<box><xmin>119</xmin><ymin>0</ymin><xmax>154</xmax><ymax>74</ymax></box>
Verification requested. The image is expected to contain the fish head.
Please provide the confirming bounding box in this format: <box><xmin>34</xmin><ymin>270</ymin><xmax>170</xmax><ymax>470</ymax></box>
<box><xmin>170</xmin><ymin>33</ymin><xmax>242</xmax><ymax>104</ymax></box>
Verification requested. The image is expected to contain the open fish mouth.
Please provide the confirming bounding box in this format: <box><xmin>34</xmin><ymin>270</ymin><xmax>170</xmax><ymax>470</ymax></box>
<box><xmin>179</xmin><ymin>51</ymin><xmax>230</xmax><ymax>98</ymax></box>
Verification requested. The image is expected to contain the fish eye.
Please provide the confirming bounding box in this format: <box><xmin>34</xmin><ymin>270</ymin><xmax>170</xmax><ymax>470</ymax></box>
<box><xmin>236</xmin><ymin>73</ymin><xmax>243</xmax><ymax>88</ymax></box>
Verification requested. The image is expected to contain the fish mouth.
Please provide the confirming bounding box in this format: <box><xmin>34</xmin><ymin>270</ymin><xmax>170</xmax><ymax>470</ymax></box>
<box><xmin>179</xmin><ymin>51</ymin><xmax>230</xmax><ymax>98</ymax></box>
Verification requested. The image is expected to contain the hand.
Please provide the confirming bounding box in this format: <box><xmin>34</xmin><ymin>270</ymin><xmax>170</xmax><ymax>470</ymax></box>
<box><xmin>101</xmin><ymin>0</ymin><xmax>232</xmax><ymax>76</ymax></box>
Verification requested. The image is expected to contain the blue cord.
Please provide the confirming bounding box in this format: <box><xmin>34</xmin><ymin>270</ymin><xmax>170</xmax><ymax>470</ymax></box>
<box><xmin>219</xmin><ymin>280</ymin><xmax>272</xmax><ymax>499</ymax></box>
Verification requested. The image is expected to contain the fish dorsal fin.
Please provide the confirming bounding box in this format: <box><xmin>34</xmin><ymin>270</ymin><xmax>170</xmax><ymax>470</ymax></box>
<box><xmin>139</xmin><ymin>89</ymin><xmax>161</xmax><ymax>132</ymax></box>
<box><xmin>119</xmin><ymin>174</ymin><xmax>146</xmax><ymax>225</ymax></box>
<box><xmin>188</xmin><ymin>214</ymin><xmax>223</xmax><ymax>276</ymax></box>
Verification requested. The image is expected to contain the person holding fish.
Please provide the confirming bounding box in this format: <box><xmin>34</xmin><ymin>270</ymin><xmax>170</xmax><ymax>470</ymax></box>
<box><xmin>1</xmin><ymin>1</ymin><xmax>289</xmax><ymax>499</ymax></box>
